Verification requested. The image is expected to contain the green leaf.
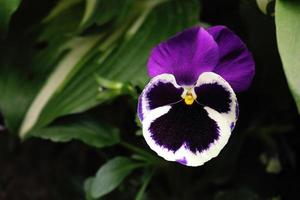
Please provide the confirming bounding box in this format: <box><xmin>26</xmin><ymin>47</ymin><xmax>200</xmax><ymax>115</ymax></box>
<box><xmin>19</xmin><ymin>35</ymin><xmax>102</xmax><ymax>137</ymax></box>
<box><xmin>41</xmin><ymin>2</ymin><xmax>84</xmax><ymax>40</ymax></box>
<box><xmin>0</xmin><ymin>69</ymin><xmax>37</xmax><ymax>133</ymax></box>
<box><xmin>84</xmin><ymin>177</ymin><xmax>98</xmax><ymax>200</ymax></box>
<box><xmin>0</xmin><ymin>0</ymin><xmax>87</xmax><ymax>134</ymax></box>
<box><xmin>90</xmin><ymin>157</ymin><xmax>144</xmax><ymax>198</ymax></box>
<box><xmin>214</xmin><ymin>188</ymin><xmax>260</xmax><ymax>200</ymax></box>
<box><xmin>0</xmin><ymin>0</ymin><xmax>199</xmax><ymax>137</ymax></box>
<box><xmin>30</xmin><ymin>116</ymin><xmax>120</xmax><ymax>148</ymax></box>
<box><xmin>0</xmin><ymin>36</ymin><xmax>52</xmax><ymax>133</ymax></box>
<box><xmin>79</xmin><ymin>0</ymin><xmax>132</xmax><ymax>31</ymax></box>
<box><xmin>260</xmin><ymin>154</ymin><xmax>281</xmax><ymax>174</ymax></box>
<box><xmin>43</xmin><ymin>0</ymin><xmax>83</xmax><ymax>23</ymax></box>
<box><xmin>135</xmin><ymin>168</ymin><xmax>155</xmax><ymax>200</ymax></box>
<box><xmin>275</xmin><ymin>0</ymin><xmax>300</xmax><ymax>113</ymax></box>
<box><xmin>0</xmin><ymin>0</ymin><xmax>21</xmax><ymax>37</ymax></box>
<box><xmin>96</xmin><ymin>75</ymin><xmax>137</xmax><ymax>103</ymax></box>
<box><xmin>256</xmin><ymin>0</ymin><xmax>275</xmax><ymax>16</ymax></box>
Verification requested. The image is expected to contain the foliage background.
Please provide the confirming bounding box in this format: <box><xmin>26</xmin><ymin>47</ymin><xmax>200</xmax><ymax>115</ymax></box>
<box><xmin>0</xmin><ymin>0</ymin><xmax>299</xmax><ymax>199</ymax></box>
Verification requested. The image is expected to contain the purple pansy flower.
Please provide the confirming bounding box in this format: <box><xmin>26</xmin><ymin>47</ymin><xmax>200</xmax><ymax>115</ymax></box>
<box><xmin>137</xmin><ymin>26</ymin><xmax>255</xmax><ymax>167</ymax></box>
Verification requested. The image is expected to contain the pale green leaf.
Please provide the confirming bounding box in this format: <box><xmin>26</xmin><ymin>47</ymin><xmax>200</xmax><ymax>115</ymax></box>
<box><xmin>275</xmin><ymin>0</ymin><xmax>300</xmax><ymax>113</ymax></box>
<box><xmin>256</xmin><ymin>0</ymin><xmax>275</xmax><ymax>16</ymax></box>
<box><xmin>84</xmin><ymin>177</ymin><xmax>98</xmax><ymax>200</ymax></box>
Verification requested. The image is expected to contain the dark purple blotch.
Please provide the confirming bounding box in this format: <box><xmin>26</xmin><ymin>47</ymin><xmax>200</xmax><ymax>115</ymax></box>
<box><xmin>146</xmin><ymin>81</ymin><xmax>183</xmax><ymax>110</ymax></box>
<box><xmin>149</xmin><ymin>101</ymin><xmax>219</xmax><ymax>153</ymax></box>
<box><xmin>194</xmin><ymin>83</ymin><xmax>231</xmax><ymax>113</ymax></box>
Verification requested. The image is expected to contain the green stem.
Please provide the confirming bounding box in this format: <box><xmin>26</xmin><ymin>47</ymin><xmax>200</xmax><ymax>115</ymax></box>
<box><xmin>120</xmin><ymin>141</ymin><xmax>162</xmax><ymax>165</ymax></box>
<box><xmin>135</xmin><ymin>168</ymin><xmax>156</xmax><ymax>200</ymax></box>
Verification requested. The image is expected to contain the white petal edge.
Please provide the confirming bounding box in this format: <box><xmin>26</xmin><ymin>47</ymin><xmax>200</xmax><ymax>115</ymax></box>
<box><xmin>142</xmin><ymin>105</ymin><xmax>231</xmax><ymax>167</ymax></box>
<box><xmin>195</xmin><ymin>72</ymin><xmax>238</xmax><ymax>129</ymax></box>
<box><xmin>140</xmin><ymin>73</ymin><xmax>182</xmax><ymax>122</ymax></box>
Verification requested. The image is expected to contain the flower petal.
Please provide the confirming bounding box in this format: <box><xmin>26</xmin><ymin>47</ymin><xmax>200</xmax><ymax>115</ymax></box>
<box><xmin>147</xmin><ymin>27</ymin><xmax>219</xmax><ymax>85</ymax></box>
<box><xmin>207</xmin><ymin>26</ymin><xmax>255</xmax><ymax>92</ymax></box>
<box><xmin>142</xmin><ymin>102</ymin><xmax>231</xmax><ymax>167</ymax></box>
<box><xmin>194</xmin><ymin>72</ymin><xmax>238</xmax><ymax>129</ymax></box>
<box><xmin>137</xmin><ymin>74</ymin><xmax>183</xmax><ymax>121</ymax></box>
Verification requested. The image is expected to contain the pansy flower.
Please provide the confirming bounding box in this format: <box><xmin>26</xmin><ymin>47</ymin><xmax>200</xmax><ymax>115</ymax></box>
<box><xmin>138</xmin><ymin>26</ymin><xmax>255</xmax><ymax>167</ymax></box>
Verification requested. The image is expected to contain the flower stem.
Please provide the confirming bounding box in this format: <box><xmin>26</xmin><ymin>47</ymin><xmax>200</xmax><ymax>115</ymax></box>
<box><xmin>120</xmin><ymin>141</ymin><xmax>162</xmax><ymax>165</ymax></box>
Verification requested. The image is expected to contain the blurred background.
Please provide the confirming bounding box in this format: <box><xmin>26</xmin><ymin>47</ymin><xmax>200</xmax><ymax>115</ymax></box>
<box><xmin>0</xmin><ymin>0</ymin><xmax>299</xmax><ymax>199</ymax></box>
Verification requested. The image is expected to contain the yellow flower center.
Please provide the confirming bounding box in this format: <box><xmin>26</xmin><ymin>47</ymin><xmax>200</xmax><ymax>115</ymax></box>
<box><xmin>184</xmin><ymin>92</ymin><xmax>194</xmax><ymax>105</ymax></box>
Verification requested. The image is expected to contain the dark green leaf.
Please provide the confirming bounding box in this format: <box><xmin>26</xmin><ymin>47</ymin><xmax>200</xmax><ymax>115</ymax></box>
<box><xmin>135</xmin><ymin>168</ymin><xmax>155</xmax><ymax>200</ymax></box>
<box><xmin>90</xmin><ymin>157</ymin><xmax>144</xmax><ymax>198</ymax></box>
<box><xmin>30</xmin><ymin>116</ymin><xmax>120</xmax><ymax>148</ymax></box>
<box><xmin>18</xmin><ymin>35</ymin><xmax>102</xmax><ymax>137</ymax></box>
<box><xmin>256</xmin><ymin>0</ymin><xmax>275</xmax><ymax>16</ymax></box>
<box><xmin>0</xmin><ymin>69</ymin><xmax>37</xmax><ymax>133</ymax></box>
<box><xmin>79</xmin><ymin>0</ymin><xmax>133</xmax><ymax>31</ymax></box>
<box><xmin>0</xmin><ymin>0</ymin><xmax>21</xmax><ymax>37</ymax></box>
<box><xmin>0</xmin><ymin>37</ymin><xmax>49</xmax><ymax>133</ymax></box>
<box><xmin>214</xmin><ymin>188</ymin><xmax>260</xmax><ymax>200</ymax></box>
<box><xmin>275</xmin><ymin>0</ymin><xmax>300</xmax><ymax>113</ymax></box>
<box><xmin>17</xmin><ymin>0</ymin><xmax>199</xmax><ymax>137</ymax></box>
<box><xmin>43</xmin><ymin>0</ymin><xmax>83</xmax><ymax>23</ymax></box>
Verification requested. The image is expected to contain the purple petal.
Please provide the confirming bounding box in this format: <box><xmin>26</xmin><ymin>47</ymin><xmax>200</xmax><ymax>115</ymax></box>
<box><xmin>147</xmin><ymin>27</ymin><xmax>219</xmax><ymax>85</ymax></box>
<box><xmin>207</xmin><ymin>26</ymin><xmax>255</xmax><ymax>92</ymax></box>
<box><xmin>176</xmin><ymin>157</ymin><xmax>187</xmax><ymax>165</ymax></box>
<box><xmin>137</xmin><ymin>94</ymin><xmax>144</xmax><ymax>121</ymax></box>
